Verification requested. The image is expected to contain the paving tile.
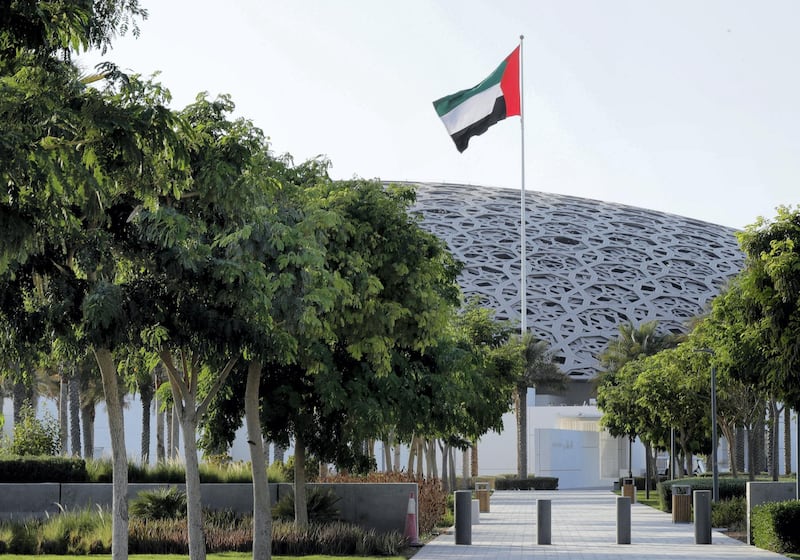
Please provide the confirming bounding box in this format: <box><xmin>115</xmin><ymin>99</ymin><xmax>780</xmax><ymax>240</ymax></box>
<box><xmin>411</xmin><ymin>490</ymin><xmax>790</xmax><ymax>560</ymax></box>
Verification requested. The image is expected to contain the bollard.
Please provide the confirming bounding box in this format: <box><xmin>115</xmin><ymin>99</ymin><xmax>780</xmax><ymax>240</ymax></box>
<box><xmin>616</xmin><ymin>496</ymin><xmax>631</xmax><ymax>544</ymax></box>
<box><xmin>454</xmin><ymin>490</ymin><xmax>472</xmax><ymax>545</ymax></box>
<box><xmin>537</xmin><ymin>499</ymin><xmax>552</xmax><ymax>545</ymax></box>
<box><xmin>471</xmin><ymin>499</ymin><xmax>480</xmax><ymax>524</ymax></box>
<box><xmin>694</xmin><ymin>490</ymin><xmax>712</xmax><ymax>544</ymax></box>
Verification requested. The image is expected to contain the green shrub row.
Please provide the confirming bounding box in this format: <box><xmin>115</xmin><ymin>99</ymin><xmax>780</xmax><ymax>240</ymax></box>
<box><xmin>711</xmin><ymin>496</ymin><xmax>745</xmax><ymax>531</ymax></box>
<box><xmin>0</xmin><ymin>457</ymin><xmax>289</xmax><ymax>483</ymax></box>
<box><xmin>0</xmin><ymin>509</ymin><xmax>407</xmax><ymax>555</ymax></box>
<box><xmin>657</xmin><ymin>477</ymin><xmax>747</xmax><ymax>512</ymax></box>
<box><xmin>0</xmin><ymin>456</ymin><xmax>88</xmax><ymax>482</ymax></box>
<box><xmin>617</xmin><ymin>476</ymin><xmax>664</xmax><ymax>491</ymax></box>
<box><xmin>751</xmin><ymin>500</ymin><xmax>800</xmax><ymax>554</ymax></box>
<box><xmin>494</xmin><ymin>477</ymin><xmax>558</xmax><ymax>490</ymax></box>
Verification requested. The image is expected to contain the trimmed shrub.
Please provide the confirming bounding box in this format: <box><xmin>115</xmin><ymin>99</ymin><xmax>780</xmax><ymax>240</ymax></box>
<box><xmin>494</xmin><ymin>477</ymin><xmax>559</xmax><ymax>490</ymax></box>
<box><xmin>657</xmin><ymin>477</ymin><xmax>747</xmax><ymax>512</ymax></box>
<box><xmin>0</xmin><ymin>456</ymin><xmax>87</xmax><ymax>482</ymax></box>
<box><xmin>752</xmin><ymin>500</ymin><xmax>800</xmax><ymax>554</ymax></box>
<box><xmin>271</xmin><ymin>487</ymin><xmax>341</xmax><ymax>523</ymax></box>
<box><xmin>130</xmin><ymin>486</ymin><xmax>187</xmax><ymax>520</ymax></box>
<box><xmin>711</xmin><ymin>496</ymin><xmax>745</xmax><ymax>531</ymax></box>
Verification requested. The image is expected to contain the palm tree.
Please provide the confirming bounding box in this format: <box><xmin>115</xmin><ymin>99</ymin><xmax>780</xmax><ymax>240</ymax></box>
<box><xmin>68</xmin><ymin>365</ymin><xmax>81</xmax><ymax>456</ymax></box>
<box><xmin>598</xmin><ymin>320</ymin><xmax>675</xmax><ymax>373</ymax></box>
<box><xmin>77</xmin><ymin>356</ymin><xmax>106</xmax><ymax>460</ymax></box>
<box><xmin>516</xmin><ymin>333</ymin><xmax>567</xmax><ymax>479</ymax></box>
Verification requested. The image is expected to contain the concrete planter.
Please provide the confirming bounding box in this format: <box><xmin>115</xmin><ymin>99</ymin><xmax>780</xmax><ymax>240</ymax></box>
<box><xmin>0</xmin><ymin>481</ymin><xmax>416</xmax><ymax>534</ymax></box>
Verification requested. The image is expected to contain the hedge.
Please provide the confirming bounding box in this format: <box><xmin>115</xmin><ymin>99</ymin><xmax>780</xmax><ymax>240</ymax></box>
<box><xmin>0</xmin><ymin>456</ymin><xmax>87</xmax><ymax>482</ymax></box>
<box><xmin>656</xmin><ymin>477</ymin><xmax>747</xmax><ymax>512</ymax></box>
<box><xmin>751</xmin><ymin>500</ymin><xmax>800</xmax><ymax>554</ymax></box>
<box><xmin>494</xmin><ymin>477</ymin><xmax>558</xmax><ymax>490</ymax></box>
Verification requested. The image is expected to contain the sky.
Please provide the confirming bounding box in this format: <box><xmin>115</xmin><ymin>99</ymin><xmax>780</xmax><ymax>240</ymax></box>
<box><xmin>76</xmin><ymin>0</ymin><xmax>800</xmax><ymax>230</ymax></box>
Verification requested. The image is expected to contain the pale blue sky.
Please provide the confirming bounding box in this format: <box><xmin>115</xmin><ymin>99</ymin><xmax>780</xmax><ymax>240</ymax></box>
<box><xmin>78</xmin><ymin>0</ymin><xmax>800</xmax><ymax>230</ymax></box>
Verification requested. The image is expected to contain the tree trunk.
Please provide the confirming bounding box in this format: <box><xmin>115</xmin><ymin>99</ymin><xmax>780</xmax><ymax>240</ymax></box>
<box><xmin>69</xmin><ymin>371</ymin><xmax>81</xmax><ymax>457</ymax></box>
<box><xmin>735</xmin><ymin>427</ymin><xmax>746</xmax><ymax>475</ymax></box>
<box><xmin>294</xmin><ymin>436</ymin><xmax>309</xmax><ymax>527</ymax></box>
<box><xmin>155</xmin><ymin>394</ymin><xmax>165</xmax><ymax>463</ymax></box>
<box><xmin>59</xmin><ymin>368</ymin><xmax>68</xmax><ymax>453</ymax></box>
<box><xmin>768</xmin><ymin>400</ymin><xmax>780</xmax><ymax>481</ymax></box>
<box><xmin>274</xmin><ymin>444</ymin><xmax>285</xmax><ymax>464</ymax></box>
<box><xmin>448</xmin><ymin>446</ymin><xmax>457</xmax><ymax>491</ymax></box>
<box><xmin>440</xmin><ymin>442</ymin><xmax>449</xmax><ymax>494</ymax></box>
<box><xmin>644</xmin><ymin>441</ymin><xmax>652</xmax><ymax>499</ymax></box>
<box><xmin>785</xmin><ymin>407</ymin><xmax>792</xmax><ymax>477</ymax></box>
<box><xmin>515</xmin><ymin>387</ymin><xmax>528</xmax><ymax>479</ymax></box>
<box><xmin>406</xmin><ymin>435</ymin><xmax>417</xmax><ymax>476</ymax></box>
<box><xmin>719</xmin><ymin>421</ymin><xmax>738</xmax><ymax>478</ymax></box>
<box><xmin>170</xmin><ymin>405</ymin><xmax>181</xmax><ymax>460</ymax></box>
<box><xmin>81</xmin><ymin>401</ymin><xmax>95</xmax><ymax>459</ymax></box>
<box><xmin>93</xmin><ymin>347</ymin><xmax>129</xmax><ymax>560</ymax></box>
<box><xmin>382</xmin><ymin>435</ymin><xmax>393</xmax><ymax>473</ymax></box>
<box><xmin>754</xmin><ymin>416</ymin><xmax>766</xmax><ymax>475</ymax></box>
<box><xmin>12</xmin><ymin>362</ymin><xmax>27</xmax><ymax>424</ymax></box>
<box><xmin>462</xmin><ymin>449</ymin><xmax>469</xmax><ymax>489</ymax></box>
<box><xmin>159</xmin><ymin>350</ymin><xmax>237</xmax><ymax>560</ymax></box>
<box><xmin>393</xmin><ymin>440</ymin><xmax>401</xmax><ymax>473</ymax></box>
<box><xmin>245</xmin><ymin>361</ymin><xmax>271</xmax><ymax>560</ymax></box>
<box><xmin>470</xmin><ymin>439</ymin><xmax>479</xmax><ymax>479</ymax></box>
<box><xmin>427</xmin><ymin>439</ymin><xmax>438</xmax><ymax>479</ymax></box>
<box><xmin>415</xmin><ymin>438</ymin><xmax>424</xmax><ymax>477</ymax></box>
<box><xmin>178</xmin><ymin>405</ymin><xmax>207</xmax><ymax>560</ymax></box>
<box><xmin>140</xmin><ymin>388</ymin><xmax>152</xmax><ymax>465</ymax></box>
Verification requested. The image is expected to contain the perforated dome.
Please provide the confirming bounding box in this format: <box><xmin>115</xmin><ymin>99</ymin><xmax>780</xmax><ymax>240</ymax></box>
<box><xmin>407</xmin><ymin>182</ymin><xmax>744</xmax><ymax>380</ymax></box>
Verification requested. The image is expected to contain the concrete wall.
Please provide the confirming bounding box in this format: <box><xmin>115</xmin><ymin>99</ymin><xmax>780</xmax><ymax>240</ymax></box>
<box><xmin>0</xmin><ymin>482</ymin><xmax>417</xmax><ymax>534</ymax></box>
<box><xmin>0</xmin><ymin>483</ymin><xmax>62</xmax><ymax>519</ymax></box>
<box><xmin>746</xmin><ymin>481</ymin><xmax>796</xmax><ymax>545</ymax></box>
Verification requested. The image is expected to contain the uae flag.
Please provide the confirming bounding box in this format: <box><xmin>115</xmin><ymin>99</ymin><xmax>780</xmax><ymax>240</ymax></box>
<box><xmin>433</xmin><ymin>46</ymin><xmax>521</xmax><ymax>152</ymax></box>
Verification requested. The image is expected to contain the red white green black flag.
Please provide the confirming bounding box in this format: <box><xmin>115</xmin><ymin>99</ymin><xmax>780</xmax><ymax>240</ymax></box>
<box><xmin>433</xmin><ymin>46</ymin><xmax>521</xmax><ymax>152</ymax></box>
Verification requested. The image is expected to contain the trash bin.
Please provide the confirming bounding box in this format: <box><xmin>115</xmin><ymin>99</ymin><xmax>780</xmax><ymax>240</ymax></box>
<box><xmin>672</xmin><ymin>484</ymin><xmax>692</xmax><ymax>523</ymax></box>
<box><xmin>613</xmin><ymin>480</ymin><xmax>621</xmax><ymax>492</ymax></box>
<box><xmin>621</xmin><ymin>477</ymin><xmax>636</xmax><ymax>504</ymax></box>
<box><xmin>475</xmin><ymin>482</ymin><xmax>490</xmax><ymax>513</ymax></box>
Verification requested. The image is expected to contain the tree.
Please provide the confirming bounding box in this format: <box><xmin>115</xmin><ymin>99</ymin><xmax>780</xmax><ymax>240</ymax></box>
<box><xmin>516</xmin><ymin>333</ymin><xmax>566</xmax><ymax>479</ymax></box>
<box><xmin>737</xmin><ymin>206</ymin><xmax>800</xmax><ymax>408</ymax></box>
<box><xmin>596</xmin><ymin>320</ymin><xmax>678</xmax><ymax>480</ymax></box>
<box><xmin>597</xmin><ymin>359</ymin><xmax>648</xmax><ymax>477</ymax></box>
<box><xmin>698</xmin><ymin>281</ymin><xmax>772</xmax><ymax>479</ymax></box>
<box><xmin>634</xmin><ymin>348</ymin><xmax>711</xmax><ymax>476</ymax></box>
<box><xmin>2</xmin><ymin>3</ymin><xmax>184</xmax><ymax>552</ymax></box>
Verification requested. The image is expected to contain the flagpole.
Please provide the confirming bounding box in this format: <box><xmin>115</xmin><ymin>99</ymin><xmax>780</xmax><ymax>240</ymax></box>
<box><xmin>519</xmin><ymin>34</ymin><xmax>527</xmax><ymax>337</ymax></box>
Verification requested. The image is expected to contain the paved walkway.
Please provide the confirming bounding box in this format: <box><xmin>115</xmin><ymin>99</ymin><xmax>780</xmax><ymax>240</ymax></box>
<box><xmin>411</xmin><ymin>490</ymin><xmax>790</xmax><ymax>559</ymax></box>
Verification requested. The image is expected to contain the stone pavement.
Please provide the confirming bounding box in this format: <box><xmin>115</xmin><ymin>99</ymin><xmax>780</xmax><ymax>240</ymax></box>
<box><xmin>410</xmin><ymin>489</ymin><xmax>790</xmax><ymax>559</ymax></box>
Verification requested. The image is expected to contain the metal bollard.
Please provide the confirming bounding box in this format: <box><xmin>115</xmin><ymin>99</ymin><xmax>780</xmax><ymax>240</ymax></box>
<box><xmin>616</xmin><ymin>496</ymin><xmax>631</xmax><ymax>544</ymax></box>
<box><xmin>537</xmin><ymin>499</ymin><xmax>552</xmax><ymax>545</ymax></box>
<box><xmin>454</xmin><ymin>490</ymin><xmax>472</xmax><ymax>545</ymax></box>
<box><xmin>694</xmin><ymin>490</ymin><xmax>712</xmax><ymax>544</ymax></box>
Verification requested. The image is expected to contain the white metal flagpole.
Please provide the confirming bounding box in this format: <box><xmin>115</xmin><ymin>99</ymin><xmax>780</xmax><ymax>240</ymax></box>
<box><xmin>519</xmin><ymin>34</ymin><xmax>527</xmax><ymax>337</ymax></box>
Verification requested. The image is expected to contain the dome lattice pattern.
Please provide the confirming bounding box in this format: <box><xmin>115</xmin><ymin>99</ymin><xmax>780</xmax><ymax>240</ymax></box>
<box><xmin>408</xmin><ymin>183</ymin><xmax>744</xmax><ymax>380</ymax></box>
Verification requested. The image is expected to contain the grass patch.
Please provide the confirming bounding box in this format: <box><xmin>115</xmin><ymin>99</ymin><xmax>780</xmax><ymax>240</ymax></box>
<box><xmin>612</xmin><ymin>489</ymin><xmax>662</xmax><ymax>510</ymax></box>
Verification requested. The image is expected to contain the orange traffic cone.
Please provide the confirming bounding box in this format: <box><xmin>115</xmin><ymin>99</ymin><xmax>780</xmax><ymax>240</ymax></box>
<box><xmin>404</xmin><ymin>492</ymin><xmax>421</xmax><ymax>546</ymax></box>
